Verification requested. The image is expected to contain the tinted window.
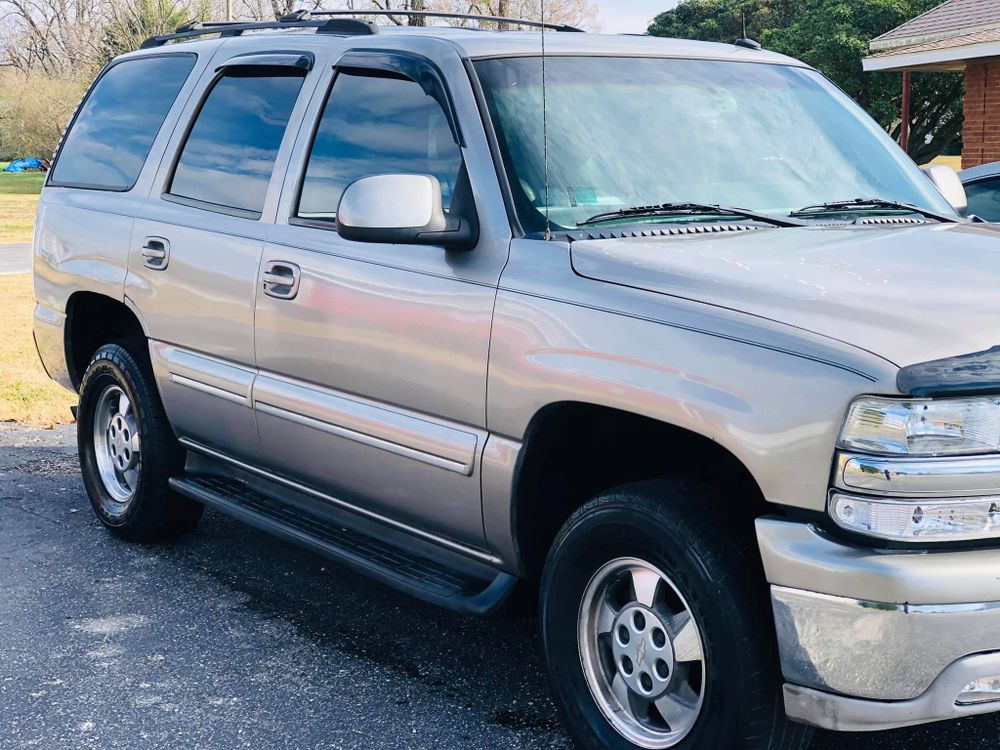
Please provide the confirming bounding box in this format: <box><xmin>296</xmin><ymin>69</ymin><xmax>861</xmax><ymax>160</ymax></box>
<box><xmin>297</xmin><ymin>71</ymin><xmax>462</xmax><ymax>221</ymax></box>
<box><xmin>169</xmin><ymin>71</ymin><xmax>304</xmax><ymax>215</ymax></box>
<box><xmin>966</xmin><ymin>178</ymin><xmax>1000</xmax><ymax>222</ymax></box>
<box><xmin>50</xmin><ymin>55</ymin><xmax>196</xmax><ymax>191</ymax></box>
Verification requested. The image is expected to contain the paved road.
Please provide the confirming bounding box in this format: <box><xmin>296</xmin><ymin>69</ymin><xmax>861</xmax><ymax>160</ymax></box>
<box><xmin>2</xmin><ymin>423</ymin><xmax>999</xmax><ymax>749</ymax></box>
<box><xmin>0</xmin><ymin>243</ymin><xmax>30</xmax><ymax>275</ymax></box>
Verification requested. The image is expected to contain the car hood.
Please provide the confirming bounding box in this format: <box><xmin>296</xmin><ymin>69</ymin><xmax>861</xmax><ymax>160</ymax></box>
<box><xmin>570</xmin><ymin>222</ymin><xmax>1000</xmax><ymax>368</ymax></box>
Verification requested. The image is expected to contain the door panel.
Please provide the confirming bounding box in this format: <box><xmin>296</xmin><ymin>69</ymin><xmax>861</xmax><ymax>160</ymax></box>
<box><xmin>253</xmin><ymin>375</ymin><xmax>479</xmax><ymax>475</ymax></box>
<box><xmin>126</xmin><ymin>56</ymin><xmax>312</xmax><ymax>460</ymax></box>
<box><xmin>253</xmin><ymin>50</ymin><xmax>513</xmax><ymax>548</ymax></box>
<box><xmin>128</xmin><ymin>208</ymin><xmax>267</xmax><ymax>460</ymax></box>
<box><xmin>253</xmin><ymin>242</ymin><xmax>496</xmax><ymax>543</ymax></box>
<box><xmin>147</xmin><ymin>340</ymin><xmax>259</xmax><ymax>459</ymax></box>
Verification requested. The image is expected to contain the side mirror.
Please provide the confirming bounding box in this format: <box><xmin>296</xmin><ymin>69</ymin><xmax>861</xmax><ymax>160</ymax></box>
<box><xmin>922</xmin><ymin>164</ymin><xmax>968</xmax><ymax>214</ymax></box>
<box><xmin>336</xmin><ymin>174</ymin><xmax>477</xmax><ymax>250</ymax></box>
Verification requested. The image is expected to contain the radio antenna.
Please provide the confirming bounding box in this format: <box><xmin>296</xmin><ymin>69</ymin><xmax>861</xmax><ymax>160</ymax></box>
<box><xmin>541</xmin><ymin>0</ymin><xmax>551</xmax><ymax>240</ymax></box>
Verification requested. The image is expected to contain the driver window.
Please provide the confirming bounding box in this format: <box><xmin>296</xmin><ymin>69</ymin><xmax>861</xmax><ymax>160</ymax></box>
<box><xmin>297</xmin><ymin>69</ymin><xmax>462</xmax><ymax>222</ymax></box>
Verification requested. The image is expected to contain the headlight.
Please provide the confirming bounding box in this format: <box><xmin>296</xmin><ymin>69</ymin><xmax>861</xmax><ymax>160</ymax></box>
<box><xmin>830</xmin><ymin>491</ymin><xmax>1000</xmax><ymax>542</ymax></box>
<box><xmin>839</xmin><ymin>396</ymin><xmax>1000</xmax><ymax>456</ymax></box>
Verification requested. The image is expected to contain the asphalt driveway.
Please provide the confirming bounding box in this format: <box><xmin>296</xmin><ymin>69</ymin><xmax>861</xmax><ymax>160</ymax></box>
<box><xmin>1</xmin><ymin>423</ymin><xmax>998</xmax><ymax>749</ymax></box>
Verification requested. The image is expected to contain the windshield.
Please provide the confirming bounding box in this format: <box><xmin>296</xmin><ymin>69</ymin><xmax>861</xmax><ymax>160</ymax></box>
<box><xmin>474</xmin><ymin>56</ymin><xmax>956</xmax><ymax>232</ymax></box>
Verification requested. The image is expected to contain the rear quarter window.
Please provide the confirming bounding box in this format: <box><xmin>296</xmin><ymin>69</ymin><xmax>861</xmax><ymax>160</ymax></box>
<box><xmin>50</xmin><ymin>54</ymin><xmax>197</xmax><ymax>191</ymax></box>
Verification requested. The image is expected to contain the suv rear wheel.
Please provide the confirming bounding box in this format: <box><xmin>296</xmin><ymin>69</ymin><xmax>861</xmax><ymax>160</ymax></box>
<box><xmin>540</xmin><ymin>479</ymin><xmax>812</xmax><ymax>750</ymax></box>
<box><xmin>78</xmin><ymin>342</ymin><xmax>203</xmax><ymax>541</ymax></box>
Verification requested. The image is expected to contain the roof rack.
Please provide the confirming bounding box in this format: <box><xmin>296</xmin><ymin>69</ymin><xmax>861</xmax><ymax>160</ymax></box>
<box><xmin>140</xmin><ymin>8</ymin><xmax>583</xmax><ymax>46</ymax></box>
<box><xmin>140</xmin><ymin>16</ymin><xmax>378</xmax><ymax>49</ymax></box>
<box><xmin>305</xmin><ymin>10</ymin><xmax>584</xmax><ymax>33</ymax></box>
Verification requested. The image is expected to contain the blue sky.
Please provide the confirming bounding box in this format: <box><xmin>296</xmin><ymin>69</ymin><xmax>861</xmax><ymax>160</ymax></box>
<box><xmin>594</xmin><ymin>0</ymin><xmax>679</xmax><ymax>33</ymax></box>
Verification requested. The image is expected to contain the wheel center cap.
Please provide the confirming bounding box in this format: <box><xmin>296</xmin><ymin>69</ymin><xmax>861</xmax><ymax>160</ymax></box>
<box><xmin>611</xmin><ymin>605</ymin><xmax>675</xmax><ymax>700</ymax></box>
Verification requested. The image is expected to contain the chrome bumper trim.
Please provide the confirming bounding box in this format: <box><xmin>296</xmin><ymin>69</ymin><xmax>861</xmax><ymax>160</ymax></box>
<box><xmin>785</xmin><ymin>652</ymin><xmax>1000</xmax><ymax>732</ymax></box>
<box><xmin>772</xmin><ymin>586</ymin><xmax>1000</xmax><ymax>700</ymax></box>
<box><xmin>836</xmin><ymin>452</ymin><xmax>1000</xmax><ymax>496</ymax></box>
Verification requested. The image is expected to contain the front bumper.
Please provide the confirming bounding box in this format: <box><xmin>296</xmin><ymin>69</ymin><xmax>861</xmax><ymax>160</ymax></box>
<box><xmin>757</xmin><ymin>518</ymin><xmax>1000</xmax><ymax>731</ymax></box>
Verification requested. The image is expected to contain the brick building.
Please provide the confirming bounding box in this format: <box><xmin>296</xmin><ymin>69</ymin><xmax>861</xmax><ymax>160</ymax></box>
<box><xmin>863</xmin><ymin>0</ymin><xmax>1000</xmax><ymax>168</ymax></box>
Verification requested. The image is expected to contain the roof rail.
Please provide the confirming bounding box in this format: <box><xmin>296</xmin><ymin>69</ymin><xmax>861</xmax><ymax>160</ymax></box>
<box><xmin>306</xmin><ymin>9</ymin><xmax>584</xmax><ymax>33</ymax></box>
<box><xmin>139</xmin><ymin>7</ymin><xmax>583</xmax><ymax>49</ymax></box>
<box><xmin>139</xmin><ymin>15</ymin><xmax>378</xmax><ymax>49</ymax></box>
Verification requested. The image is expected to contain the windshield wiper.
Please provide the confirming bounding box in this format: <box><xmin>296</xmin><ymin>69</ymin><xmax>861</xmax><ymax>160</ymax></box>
<box><xmin>578</xmin><ymin>202</ymin><xmax>806</xmax><ymax>229</ymax></box>
<box><xmin>790</xmin><ymin>198</ymin><xmax>960</xmax><ymax>223</ymax></box>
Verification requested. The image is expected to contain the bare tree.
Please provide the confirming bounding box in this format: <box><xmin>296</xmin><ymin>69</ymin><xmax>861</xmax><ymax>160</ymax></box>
<box><xmin>0</xmin><ymin>0</ymin><xmax>109</xmax><ymax>75</ymax></box>
<box><xmin>103</xmin><ymin>0</ymin><xmax>211</xmax><ymax>59</ymax></box>
<box><xmin>0</xmin><ymin>70</ymin><xmax>87</xmax><ymax>156</ymax></box>
<box><xmin>323</xmin><ymin>0</ymin><xmax>596</xmax><ymax>28</ymax></box>
<box><xmin>409</xmin><ymin>0</ymin><xmax>424</xmax><ymax>26</ymax></box>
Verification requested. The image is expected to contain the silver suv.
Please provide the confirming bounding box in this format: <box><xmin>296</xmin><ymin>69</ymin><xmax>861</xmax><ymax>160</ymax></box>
<box><xmin>33</xmin><ymin>12</ymin><xmax>1000</xmax><ymax>749</ymax></box>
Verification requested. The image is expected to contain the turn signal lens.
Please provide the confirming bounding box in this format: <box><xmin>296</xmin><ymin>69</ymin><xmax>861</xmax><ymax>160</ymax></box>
<box><xmin>839</xmin><ymin>396</ymin><xmax>1000</xmax><ymax>456</ymax></box>
<box><xmin>830</xmin><ymin>492</ymin><xmax>1000</xmax><ymax>542</ymax></box>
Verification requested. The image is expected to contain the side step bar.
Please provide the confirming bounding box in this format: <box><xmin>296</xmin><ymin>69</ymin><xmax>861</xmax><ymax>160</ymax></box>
<box><xmin>169</xmin><ymin>475</ymin><xmax>518</xmax><ymax>615</ymax></box>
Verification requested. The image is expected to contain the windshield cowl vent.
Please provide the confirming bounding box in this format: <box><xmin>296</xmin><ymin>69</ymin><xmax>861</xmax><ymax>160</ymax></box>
<box><xmin>557</xmin><ymin>223</ymin><xmax>762</xmax><ymax>242</ymax></box>
<box><xmin>855</xmin><ymin>216</ymin><xmax>934</xmax><ymax>226</ymax></box>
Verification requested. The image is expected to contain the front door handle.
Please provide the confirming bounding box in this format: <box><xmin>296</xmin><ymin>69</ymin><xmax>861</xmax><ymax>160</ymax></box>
<box><xmin>140</xmin><ymin>237</ymin><xmax>170</xmax><ymax>270</ymax></box>
<box><xmin>262</xmin><ymin>261</ymin><xmax>301</xmax><ymax>300</ymax></box>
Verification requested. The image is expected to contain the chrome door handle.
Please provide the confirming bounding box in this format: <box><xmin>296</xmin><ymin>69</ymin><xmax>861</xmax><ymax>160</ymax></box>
<box><xmin>262</xmin><ymin>261</ymin><xmax>301</xmax><ymax>300</ymax></box>
<box><xmin>140</xmin><ymin>237</ymin><xmax>170</xmax><ymax>270</ymax></box>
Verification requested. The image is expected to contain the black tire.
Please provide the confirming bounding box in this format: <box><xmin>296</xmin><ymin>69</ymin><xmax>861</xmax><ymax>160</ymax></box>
<box><xmin>77</xmin><ymin>341</ymin><xmax>203</xmax><ymax>542</ymax></box>
<box><xmin>540</xmin><ymin>479</ymin><xmax>812</xmax><ymax>750</ymax></box>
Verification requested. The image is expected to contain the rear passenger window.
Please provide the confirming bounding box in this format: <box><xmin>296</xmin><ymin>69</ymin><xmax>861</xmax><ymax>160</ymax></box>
<box><xmin>297</xmin><ymin>71</ymin><xmax>462</xmax><ymax>222</ymax></box>
<box><xmin>168</xmin><ymin>70</ymin><xmax>305</xmax><ymax>217</ymax></box>
<box><xmin>50</xmin><ymin>54</ymin><xmax>196</xmax><ymax>191</ymax></box>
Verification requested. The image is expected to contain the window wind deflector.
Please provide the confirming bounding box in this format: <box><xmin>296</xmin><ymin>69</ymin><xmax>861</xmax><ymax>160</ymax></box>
<box><xmin>217</xmin><ymin>52</ymin><xmax>314</xmax><ymax>72</ymax></box>
<box><xmin>578</xmin><ymin>202</ymin><xmax>806</xmax><ymax>229</ymax></box>
<box><xmin>791</xmin><ymin>198</ymin><xmax>959</xmax><ymax>223</ymax></box>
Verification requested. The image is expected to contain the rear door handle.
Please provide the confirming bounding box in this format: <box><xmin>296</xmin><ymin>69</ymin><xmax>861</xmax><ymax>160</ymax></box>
<box><xmin>262</xmin><ymin>261</ymin><xmax>301</xmax><ymax>300</ymax></box>
<box><xmin>140</xmin><ymin>237</ymin><xmax>170</xmax><ymax>270</ymax></box>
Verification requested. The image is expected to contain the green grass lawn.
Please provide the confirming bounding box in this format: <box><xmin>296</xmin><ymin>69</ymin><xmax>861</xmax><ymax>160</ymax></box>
<box><xmin>0</xmin><ymin>162</ymin><xmax>46</xmax><ymax>195</ymax></box>
<box><xmin>0</xmin><ymin>162</ymin><xmax>44</xmax><ymax>244</ymax></box>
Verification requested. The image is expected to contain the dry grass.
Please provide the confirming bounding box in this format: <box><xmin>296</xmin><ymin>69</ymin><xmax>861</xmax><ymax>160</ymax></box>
<box><xmin>0</xmin><ymin>274</ymin><xmax>77</xmax><ymax>426</ymax></box>
<box><xmin>0</xmin><ymin>194</ymin><xmax>40</xmax><ymax>244</ymax></box>
<box><xmin>0</xmin><ymin>165</ymin><xmax>43</xmax><ymax>244</ymax></box>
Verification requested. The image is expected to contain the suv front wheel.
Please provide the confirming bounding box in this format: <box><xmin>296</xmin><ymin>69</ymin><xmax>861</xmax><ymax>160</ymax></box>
<box><xmin>78</xmin><ymin>342</ymin><xmax>203</xmax><ymax>541</ymax></box>
<box><xmin>540</xmin><ymin>480</ymin><xmax>812</xmax><ymax>750</ymax></box>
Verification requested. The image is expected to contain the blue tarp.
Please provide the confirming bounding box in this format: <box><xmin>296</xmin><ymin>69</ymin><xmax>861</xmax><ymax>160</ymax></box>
<box><xmin>3</xmin><ymin>157</ymin><xmax>45</xmax><ymax>173</ymax></box>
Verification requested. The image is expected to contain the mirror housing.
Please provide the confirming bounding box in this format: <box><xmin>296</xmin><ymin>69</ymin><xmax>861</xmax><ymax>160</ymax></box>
<box><xmin>922</xmin><ymin>164</ymin><xmax>968</xmax><ymax>214</ymax></box>
<box><xmin>336</xmin><ymin>174</ymin><xmax>477</xmax><ymax>250</ymax></box>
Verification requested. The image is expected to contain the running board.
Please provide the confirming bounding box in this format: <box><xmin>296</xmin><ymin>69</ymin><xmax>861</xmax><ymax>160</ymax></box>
<box><xmin>169</xmin><ymin>475</ymin><xmax>517</xmax><ymax>615</ymax></box>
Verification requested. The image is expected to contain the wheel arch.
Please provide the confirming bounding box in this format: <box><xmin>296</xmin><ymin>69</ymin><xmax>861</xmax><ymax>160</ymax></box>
<box><xmin>64</xmin><ymin>291</ymin><xmax>148</xmax><ymax>390</ymax></box>
<box><xmin>507</xmin><ymin>400</ymin><xmax>781</xmax><ymax>581</ymax></box>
